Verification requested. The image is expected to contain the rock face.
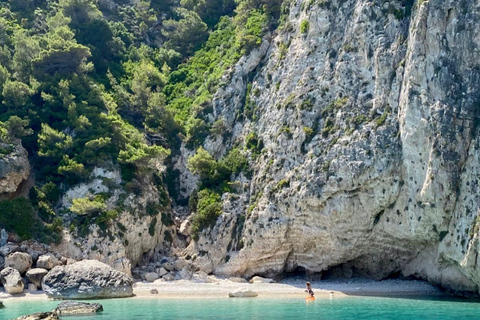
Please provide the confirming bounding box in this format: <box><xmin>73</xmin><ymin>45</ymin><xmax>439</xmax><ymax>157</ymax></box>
<box><xmin>54</xmin><ymin>301</ymin><xmax>103</xmax><ymax>316</ymax></box>
<box><xmin>14</xmin><ymin>312</ymin><xmax>59</xmax><ymax>320</ymax></box>
<box><xmin>0</xmin><ymin>267</ymin><xmax>24</xmax><ymax>294</ymax></box>
<box><xmin>173</xmin><ymin>0</ymin><xmax>480</xmax><ymax>296</ymax></box>
<box><xmin>0</xmin><ymin>141</ymin><xmax>30</xmax><ymax>194</ymax></box>
<box><xmin>26</xmin><ymin>268</ymin><xmax>49</xmax><ymax>287</ymax></box>
<box><xmin>42</xmin><ymin>260</ymin><xmax>133</xmax><ymax>299</ymax></box>
<box><xmin>5</xmin><ymin>252</ymin><xmax>32</xmax><ymax>274</ymax></box>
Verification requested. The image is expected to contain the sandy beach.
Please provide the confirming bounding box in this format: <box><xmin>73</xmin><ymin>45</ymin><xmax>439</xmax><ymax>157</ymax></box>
<box><xmin>0</xmin><ymin>278</ymin><xmax>446</xmax><ymax>301</ymax></box>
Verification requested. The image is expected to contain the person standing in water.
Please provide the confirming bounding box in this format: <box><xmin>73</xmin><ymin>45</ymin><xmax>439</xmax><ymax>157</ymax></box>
<box><xmin>305</xmin><ymin>282</ymin><xmax>314</xmax><ymax>298</ymax></box>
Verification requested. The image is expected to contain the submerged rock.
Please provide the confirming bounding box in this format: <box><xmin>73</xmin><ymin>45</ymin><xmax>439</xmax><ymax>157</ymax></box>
<box><xmin>228</xmin><ymin>289</ymin><xmax>258</xmax><ymax>298</ymax></box>
<box><xmin>53</xmin><ymin>301</ymin><xmax>103</xmax><ymax>315</ymax></box>
<box><xmin>42</xmin><ymin>259</ymin><xmax>133</xmax><ymax>299</ymax></box>
<box><xmin>14</xmin><ymin>312</ymin><xmax>59</xmax><ymax>320</ymax></box>
<box><xmin>0</xmin><ymin>300</ymin><xmax>4</xmax><ymax>308</ymax></box>
<box><xmin>5</xmin><ymin>252</ymin><xmax>32</xmax><ymax>274</ymax></box>
<box><xmin>0</xmin><ymin>267</ymin><xmax>24</xmax><ymax>294</ymax></box>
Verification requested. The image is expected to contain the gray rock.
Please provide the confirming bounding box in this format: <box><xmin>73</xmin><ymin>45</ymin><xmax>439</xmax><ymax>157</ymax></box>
<box><xmin>53</xmin><ymin>301</ymin><xmax>103</xmax><ymax>316</ymax></box>
<box><xmin>144</xmin><ymin>272</ymin><xmax>159</xmax><ymax>282</ymax></box>
<box><xmin>5</xmin><ymin>252</ymin><xmax>32</xmax><ymax>274</ymax></box>
<box><xmin>228</xmin><ymin>289</ymin><xmax>258</xmax><ymax>298</ymax></box>
<box><xmin>150</xmin><ymin>288</ymin><xmax>159</xmax><ymax>294</ymax></box>
<box><xmin>26</xmin><ymin>268</ymin><xmax>48</xmax><ymax>287</ymax></box>
<box><xmin>28</xmin><ymin>283</ymin><xmax>38</xmax><ymax>292</ymax></box>
<box><xmin>0</xmin><ymin>255</ymin><xmax>4</xmax><ymax>269</ymax></box>
<box><xmin>163</xmin><ymin>273</ymin><xmax>175</xmax><ymax>281</ymax></box>
<box><xmin>42</xmin><ymin>259</ymin><xmax>133</xmax><ymax>299</ymax></box>
<box><xmin>0</xmin><ymin>267</ymin><xmax>24</xmax><ymax>294</ymax></box>
<box><xmin>14</xmin><ymin>312</ymin><xmax>59</xmax><ymax>320</ymax></box>
<box><xmin>0</xmin><ymin>229</ymin><xmax>8</xmax><ymax>247</ymax></box>
<box><xmin>0</xmin><ymin>243</ymin><xmax>19</xmax><ymax>257</ymax></box>
<box><xmin>36</xmin><ymin>254</ymin><xmax>61</xmax><ymax>270</ymax></box>
<box><xmin>157</xmin><ymin>267</ymin><xmax>168</xmax><ymax>277</ymax></box>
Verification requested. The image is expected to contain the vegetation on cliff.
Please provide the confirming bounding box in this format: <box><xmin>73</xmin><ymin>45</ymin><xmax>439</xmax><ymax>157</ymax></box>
<box><xmin>0</xmin><ymin>0</ymin><xmax>281</xmax><ymax>242</ymax></box>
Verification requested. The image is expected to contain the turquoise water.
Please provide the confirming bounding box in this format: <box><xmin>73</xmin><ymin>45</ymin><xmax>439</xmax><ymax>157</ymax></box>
<box><xmin>1</xmin><ymin>296</ymin><xmax>480</xmax><ymax>320</ymax></box>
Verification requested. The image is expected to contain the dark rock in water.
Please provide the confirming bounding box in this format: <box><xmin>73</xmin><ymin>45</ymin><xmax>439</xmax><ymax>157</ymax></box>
<box><xmin>54</xmin><ymin>301</ymin><xmax>103</xmax><ymax>315</ymax></box>
<box><xmin>42</xmin><ymin>259</ymin><xmax>133</xmax><ymax>299</ymax></box>
<box><xmin>0</xmin><ymin>300</ymin><xmax>4</xmax><ymax>308</ymax></box>
<box><xmin>14</xmin><ymin>312</ymin><xmax>59</xmax><ymax>320</ymax></box>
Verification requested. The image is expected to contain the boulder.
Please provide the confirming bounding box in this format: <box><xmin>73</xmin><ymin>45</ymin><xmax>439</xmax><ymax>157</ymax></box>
<box><xmin>150</xmin><ymin>289</ymin><xmax>159</xmax><ymax>294</ymax></box>
<box><xmin>228</xmin><ymin>277</ymin><xmax>248</xmax><ymax>283</ymax></box>
<box><xmin>249</xmin><ymin>276</ymin><xmax>274</xmax><ymax>283</ymax></box>
<box><xmin>53</xmin><ymin>301</ymin><xmax>103</xmax><ymax>316</ymax></box>
<box><xmin>0</xmin><ymin>267</ymin><xmax>24</xmax><ymax>294</ymax></box>
<box><xmin>0</xmin><ymin>300</ymin><xmax>4</xmax><ymax>308</ymax></box>
<box><xmin>0</xmin><ymin>255</ymin><xmax>4</xmax><ymax>269</ymax></box>
<box><xmin>144</xmin><ymin>272</ymin><xmax>159</xmax><ymax>282</ymax></box>
<box><xmin>228</xmin><ymin>289</ymin><xmax>258</xmax><ymax>298</ymax></box>
<box><xmin>157</xmin><ymin>267</ymin><xmax>168</xmax><ymax>277</ymax></box>
<box><xmin>36</xmin><ymin>254</ymin><xmax>61</xmax><ymax>270</ymax></box>
<box><xmin>28</xmin><ymin>283</ymin><xmax>38</xmax><ymax>292</ymax></box>
<box><xmin>26</xmin><ymin>268</ymin><xmax>48</xmax><ymax>287</ymax></box>
<box><xmin>163</xmin><ymin>273</ymin><xmax>175</xmax><ymax>281</ymax></box>
<box><xmin>14</xmin><ymin>312</ymin><xmax>59</xmax><ymax>320</ymax></box>
<box><xmin>0</xmin><ymin>243</ymin><xmax>20</xmax><ymax>257</ymax></box>
<box><xmin>42</xmin><ymin>259</ymin><xmax>133</xmax><ymax>299</ymax></box>
<box><xmin>5</xmin><ymin>252</ymin><xmax>32</xmax><ymax>274</ymax></box>
<box><xmin>192</xmin><ymin>271</ymin><xmax>208</xmax><ymax>283</ymax></box>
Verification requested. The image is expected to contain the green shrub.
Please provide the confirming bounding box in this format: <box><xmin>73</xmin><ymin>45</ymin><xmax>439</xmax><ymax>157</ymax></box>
<box><xmin>0</xmin><ymin>198</ymin><xmax>35</xmax><ymax>240</ymax></box>
<box><xmin>300</xmin><ymin>19</ymin><xmax>310</xmax><ymax>34</ymax></box>
<box><xmin>149</xmin><ymin>217</ymin><xmax>157</xmax><ymax>236</ymax></box>
<box><xmin>191</xmin><ymin>189</ymin><xmax>222</xmax><ymax>236</ymax></box>
<box><xmin>220</xmin><ymin>147</ymin><xmax>248</xmax><ymax>175</ymax></box>
<box><xmin>70</xmin><ymin>196</ymin><xmax>107</xmax><ymax>216</ymax></box>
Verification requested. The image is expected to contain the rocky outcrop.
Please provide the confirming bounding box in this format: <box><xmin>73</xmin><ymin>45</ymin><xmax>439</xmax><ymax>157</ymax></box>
<box><xmin>0</xmin><ymin>141</ymin><xmax>30</xmax><ymax>194</ymax></box>
<box><xmin>5</xmin><ymin>252</ymin><xmax>32</xmax><ymax>274</ymax></box>
<box><xmin>26</xmin><ymin>268</ymin><xmax>48</xmax><ymax>287</ymax></box>
<box><xmin>53</xmin><ymin>169</ymin><xmax>174</xmax><ymax>277</ymax></box>
<box><xmin>53</xmin><ymin>301</ymin><xmax>103</xmax><ymax>316</ymax></box>
<box><xmin>171</xmin><ymin>0</ymin><xmax>480</xmax><ymax>296</ymax></box>
<box><xmin>42</xmin><ymin>259</ymin><xmax>133</xmax><ymax>299</ymax></box>
<box><xmin>14</xmin><ymin>312</ymin><xmax>59</xmax><ymax>320</ymax></box>
<box><xmin>0</xmin><ymin>267</ymin><xmax>24</xmax><ymax>294</ymax></box>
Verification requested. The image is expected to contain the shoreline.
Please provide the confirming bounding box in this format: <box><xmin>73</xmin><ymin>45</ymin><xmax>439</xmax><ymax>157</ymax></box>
<box><xmin>0</xmin><ymin>278</ymin><xmax>447</xmax><ymax>302</ymax></box>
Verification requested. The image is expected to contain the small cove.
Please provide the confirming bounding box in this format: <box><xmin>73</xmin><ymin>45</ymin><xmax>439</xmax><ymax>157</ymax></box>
<box><xmin>1</xmin><ymin>295</ymin><xmax>480</xmax><ymax>320</ymax></box>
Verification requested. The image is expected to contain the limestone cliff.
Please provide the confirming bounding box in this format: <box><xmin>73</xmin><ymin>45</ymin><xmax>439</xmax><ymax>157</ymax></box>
<box><xmin>174</xmin><ymin>0</ymin><xmax>480</xmax><ymax>295</ymax></box>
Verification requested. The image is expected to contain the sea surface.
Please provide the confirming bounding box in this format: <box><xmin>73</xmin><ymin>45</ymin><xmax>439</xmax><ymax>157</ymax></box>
<box><xmin>1</xmin><ymin>296</ymin><xmax>480</xmax><ymax>320</ymax></box>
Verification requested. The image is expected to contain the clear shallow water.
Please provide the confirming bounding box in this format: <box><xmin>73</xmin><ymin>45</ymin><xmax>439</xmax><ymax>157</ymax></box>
<box><xmin>1</xmin><ymin>296</ymin><xmax>480</xmax><ymax>320</ymax></box>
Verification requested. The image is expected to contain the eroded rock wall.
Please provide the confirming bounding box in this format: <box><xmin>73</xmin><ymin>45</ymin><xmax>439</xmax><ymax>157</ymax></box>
<box><xmin>178</xmin><ymin>0</ymin><xmax>480</xmax><ymax>295</ymax></box>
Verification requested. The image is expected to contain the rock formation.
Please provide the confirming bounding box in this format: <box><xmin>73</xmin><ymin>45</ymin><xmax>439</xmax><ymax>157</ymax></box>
<box><xmin>53</xmin><ymin>301</ymin><xmax>103</xmax><ymax>316</ymax></box>
<box><xmin>42</xmin><ymin>259</ymin><xmax>133</xmax><ymax>299</ymax></box>
<box><xmin>0</xmin><ymin>141</ymin><xmax>30</xmax><ymax>195</ymax></box>
<box><xmin>0</xmin><ymin>267</ymin><xmax>24</xmax><ymax>294</ymax></box>
<box><xmin>26</xmin><ymin>268</ymin><xmax>48</xmax><ymax>287</ymax></box>
<box><xmin>13</xmin><ymin>312</ymin><xmax>59</xmax><ymax>320</ymax></box>
<box><xmin>5</xmin><ymin>252</ymin><xmax>33</xmax><ymax>274</ymax></box>
<box><xmin>171</xmin><ymin>0</ymin><xmax>480</xmax><ymax>296</ymax></box>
